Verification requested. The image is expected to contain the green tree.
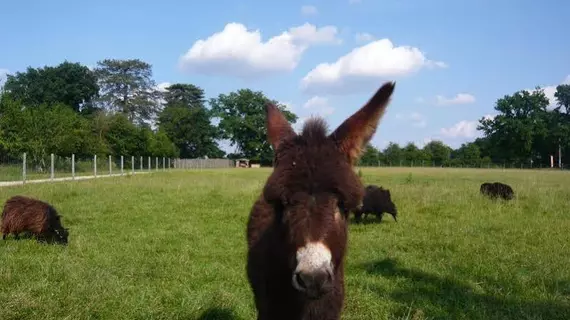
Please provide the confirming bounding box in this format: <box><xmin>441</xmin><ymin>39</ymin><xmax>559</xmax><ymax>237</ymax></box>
<box><xmin>0</xmin><ymin>97</ymin><xmax>90</xmax><ymax>168</ymax></box>
<box><xmin>145</xmin><ymin>128</ymin><xmax>179</xmax><ymax>158</ymax></box>
<box><xmin>552</xmin><ymin>84</ymin><xmax>570</xmax><ymax>165</ymax></box>
<box><xmin>87</xmin><ymin>110</ymin><xmax>114</xmax><ymax>156</ymax></box>
<box><xmin>383</xmin><ymin>142</ymin><xmax>403</xmax><ymax>165</ymax></box>
<box><xmin>358</xmin><ymin>144</ymin><xmax>380</xmax><ymax>166</ymax></box>
<box><xmin>478</xmin><ymin>88</ymin><xmax>550</xmax><ymax>164</ymax></box>
<box><xmin>104</xmin><ymin>113</ymin><xmax>148</xmax><ymax>157</ymax></box>
<box><xmin>94</xmin><ymin>59</ymin><xmax>161</xmax><ymax>125</ymax></box>
<box><xmin>402</xmin><ymin>142</ymin><xmax>421</xmax><ymax>164</ymax></box>
<box><xmin>210</xmin><ymin>89</ymin><xmax>297</xmax><ymax>164</ymax></box>
<box><xmin>158</xmin><ymin>83</ymin><xmax>224</xmax><ymax>158</ymax></box>
<box><xmin>472</xmin><ymin>137</ymin><xmax>492</xmax><ymax>160</ymax></box>
<box><xmin>554</xmin><ymin>84</ymin><xmax>570</xmax><ymax>113</ymax></box>
<box><xmin>454</xmin><ymin>142</ymin><xmax>481</xmax><ymax>166</ymax></box>
<box><xmin>162</xmin><ymin>83</ymin><xmax>205</xmax><ymax>108</ymax></box>
<box><xmin>423</xmin><ymin>140</ymin><xmax>451</xmax><ymax>165</ymax></box>
<box><xmin>3</xmin><ymin>61</ymin><xmax>99</xmax><ymax>113</ymax></box>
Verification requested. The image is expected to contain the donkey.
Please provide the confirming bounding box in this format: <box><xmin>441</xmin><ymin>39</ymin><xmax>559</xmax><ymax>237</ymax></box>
<box><xmin>245</xmin><ymin>81</ymin><xmax>396</xmax><ymax>320</ymax></box>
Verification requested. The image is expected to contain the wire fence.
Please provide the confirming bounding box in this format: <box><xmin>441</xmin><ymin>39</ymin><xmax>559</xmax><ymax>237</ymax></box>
<box><xmin>0</xmin><ymin>153</ymin><xmax>564</xmax><ymax>186</ymax></box>
<box><xmin>173</xmin><ymin>158</ymin><xmax>235</xmax><ymax>169</ymax></box>
<box><xmin>359</xmin><ymin>159</ymin><xmax>565</xmax><ymax>170</ymax></box>
<box><xmin>0</xmin><ymin>153</ymin><xmax>237</xmax><ymax>186</ymax></box>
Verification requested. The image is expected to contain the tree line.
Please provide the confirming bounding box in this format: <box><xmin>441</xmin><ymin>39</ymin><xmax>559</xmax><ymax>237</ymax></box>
<box><xmin>360</xmin><ymin>80</ymin><xmax>570</xmax><ymax>168</ymax></box>
<box><xmin>0</xmin><ymin>59</ymin><xmax>568</xmax><ymax>169</ymax></box>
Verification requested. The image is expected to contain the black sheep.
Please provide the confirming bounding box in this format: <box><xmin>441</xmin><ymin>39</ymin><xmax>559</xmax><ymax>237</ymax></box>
<box><xmin>1</xmin><ymin>195</ymin><xmax>69</xmax><ymax>244</ymax></box>
<box><xmin>354</xmin><ymin>185</ymin><xmax>398</xmax><ymax>223</ymax></box>
<box><xmin>480</xmin><ymin>182</ymin><xmax>515</xmax><ymax>200</ymax></box>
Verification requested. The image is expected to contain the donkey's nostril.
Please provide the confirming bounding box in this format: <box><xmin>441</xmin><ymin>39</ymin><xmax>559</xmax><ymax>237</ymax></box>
<box><xmin>293</xmin><ymin>272</ymin><xmax>307</xmax><ymax>291</ymax></box>
<box><xmin>293</xmin><ymin>268</ymin><xmax>334</xmax><ymax>298</ymax></box>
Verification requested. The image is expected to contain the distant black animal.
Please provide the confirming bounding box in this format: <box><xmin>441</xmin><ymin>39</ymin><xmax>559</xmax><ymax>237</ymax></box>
<box><xmin>480</xmin><ymin>182</ymin><xmax>515</xmax><ymax>200</ymax></box>
<box><xmin>353</xmin><ymin>185</ymin><xmax>398</xmax><ymax>223</ymax></box>
<box><xmin>1</xmin><ymin>195</ymin><xmax>69</xmax><ymax>245</ymax></box>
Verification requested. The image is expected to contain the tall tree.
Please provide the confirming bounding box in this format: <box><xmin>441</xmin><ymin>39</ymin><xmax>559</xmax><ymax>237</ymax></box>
<box><xmin>453</xmin><ymin>142</ymin><xmax>481</xmax><ymax>166</ymax></box>
<box><xmin>423</xmin><ymin>140</ymin><xmax>452</xmax><ymax>165</ymax></box>
<box><xmin>554</xmin><ymin>84</ymin><xmax>570</xmax><ymax>113</ymax></box>
<box><xmin>143</xmin><ymin>128</ymin><xmax>179</xmax><ymax>158</ymax></box>
<box><xmin>402</xmin><ymin>142</ymin><xmax>422</xmax><ymax>163</ymax></box>
<box><xmin>162</xmin><ymin>83</ymin><xmax>205</xmax><ymax>108</ymax></box>
<box><xmin>382</xmin><ymin>142</ymin><xmax>403</xmax><ymax>165</ymax></box>
<box><xmin>3</xmin><ymin>61</ymin><xmax>99</xmax><ymax>113</ymax></box>
<box><xmin>478</xmin><ymin>88</ymin><xmax>550</xmax><ymax>163</ymax></box>
<box><xmin>210</xmin><ymin>89</ymin><xmax>297</xmax><ymax>164</ymax></box>
<box><xmin>0</xmin><ymin>98</ymin><xmax>90</xmax><ymax>168</ymax></box>
<box><xmin>158</xmin><ymin>83</ymin><xmax>224</xmax><ymax>158</ymax></box>
<box><xmin>550</xmin><ymin>84</ymin><xmax>570</xmax><ymax>166</ymax></box>
<box><xmin>358</xmin><ymin>144</ymin><xmax>380</xmax><ymax>166</ymax></box>
<box><xmin>94</xmin><ymin>59</ymin><xmax>161</xmax><ymax>125</ymax></box>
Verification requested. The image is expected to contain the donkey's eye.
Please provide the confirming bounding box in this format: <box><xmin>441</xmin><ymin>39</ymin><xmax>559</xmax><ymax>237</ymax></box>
<box><xmin>337</xmin><ymin>200</ymin><xmax>347</xmax><ymax>211</ymax></box>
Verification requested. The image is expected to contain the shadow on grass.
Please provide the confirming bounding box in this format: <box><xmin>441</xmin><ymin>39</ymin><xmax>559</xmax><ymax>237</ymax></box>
<box><xmin>2</xmin><ymin>232</ymin><xmax>35</xmax><ymax>241</ymax></box>
<box><xmin>196</xmin><ymin>307</ymin><xmax>240</xmax><ymax>320</ymax></box>
<box><xmin>349</xmin><ymin>216</ymin><xmax>397</xmax><ymax>225</ymax></box>
<box><xmin>361</xmin><ymin>258</ymin><xmax>570</xmax><ymax>320</ymax></box>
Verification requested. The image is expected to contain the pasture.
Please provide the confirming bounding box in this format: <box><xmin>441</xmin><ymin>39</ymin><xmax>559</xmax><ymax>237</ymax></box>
<box><xmin>0</xmin><ymin>167</ymin><xmax>569</xmax><ymax>319</ymax></box>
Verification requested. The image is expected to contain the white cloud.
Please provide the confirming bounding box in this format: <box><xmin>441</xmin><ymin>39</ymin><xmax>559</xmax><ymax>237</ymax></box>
<box><xmin>0</xmin><ymin>68</ymin><xmax>9</xmax><ymax>89</ymax></box>
<box><xmin>280</xmin><ymin>101</ymin><xmax>294</xmax><ymax>112</ymax></box>
<box><xmin>355</xmin><ymin>32</ymin><xmax>375</xmax><ymax>43</ymax></box>
<box><xmin>300</xmin><ymin>38</ymin><xmax>446</xmax><ymax>94</ymax></box>
<box><xmin>293</xmin><ymin>116</ymin><xmax>309</xmax><ymax>132</ymax></box>
<box><xmin>289</xmin><ymin>23</ymin><xmax>342</xmax><ymax>46</ymax></box>
<box><xmin>440</xmin><ymin>115</ymin><xmax>493</xmax><ymax>139</ymax></box>
<box><xmin>420</xmin><ymin>137</ymin><xmax>433</xmax><ymax>148</ymax></box>
<box><xmin>156</xmin><ymin>82</ymin><xmax>171</xmax><ymax>92</ymax></box>
<box><xmin>435</xmin><ymin>93</ymin><xmax>476</xmax><ymax>106</ymax></box>
<box><xmin>440</xmin><ymin>120</ymin><xmax>478</xmax><ymax>138</ymax></box>
<box><xmin>410</xmin><ymin>112</ymin><xmax>427</xmax><ymax>128</ymax></box>
<box><xmin>526</xmin><ymin>75</ymin><xmax>570</xmax><ymax>110</ymax></box>
<box><xmin>301</xmin><ymin>5</ymin><xmax>318</xmax><ymax>15</ymax></box>
<box><xmin>395</xmin><ymin>112</ymin><xmax>427</xmax><ymax>128</ymax></box>
<box><xmin>303</xmin><ymin>96</ymin><xmax>335</xmax><ymax>116</ymax></box>
<box><xmin>179</xmin><ymin>22</ymin><xmax>341</xmax><ymax>78</ymax></box>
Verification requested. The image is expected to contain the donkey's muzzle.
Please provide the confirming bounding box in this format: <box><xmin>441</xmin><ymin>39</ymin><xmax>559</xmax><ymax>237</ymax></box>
<box><xmin>292</xmin><ymin>266</ymin><xmax>334</xmax><ymax>299</ymax></box>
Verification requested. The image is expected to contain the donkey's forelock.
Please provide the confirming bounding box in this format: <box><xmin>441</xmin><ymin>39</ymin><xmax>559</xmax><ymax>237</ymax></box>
<box><xmin>299</xmin><ymin>117</ymin><xmax>329</xmax><ymax>140</ymax></box>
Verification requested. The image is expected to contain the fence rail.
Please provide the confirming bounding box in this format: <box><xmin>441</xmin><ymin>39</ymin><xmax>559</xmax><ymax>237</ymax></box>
<box><xmin>173</xmin><ymin>158</ymin><xmax>234</xmax><ymax>169</ymax></box>
<box><xmin>1</xmin><ymin>153</ymin><xmax>565</xmax><ymax>187</ymax></box>
<box><xmin>0</xmin><ymin>153</ymin><xmax>237</xmax><ymax>186</ymax></box>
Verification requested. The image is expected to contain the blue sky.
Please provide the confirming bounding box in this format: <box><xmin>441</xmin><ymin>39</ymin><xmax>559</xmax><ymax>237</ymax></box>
<box><xmin>1</xmin><ymin>0</ymin><xmax>569</xmax><ymax>153</ymax></box>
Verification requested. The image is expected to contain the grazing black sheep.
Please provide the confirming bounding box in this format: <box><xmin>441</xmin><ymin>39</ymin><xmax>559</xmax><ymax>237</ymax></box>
<box><xmin>353</xmin><ymin>185</ymin><xmax>398</xmax><ymax>223</ymax></box>
<box><xmin>480</xmin><ymin>182</ymin><xmax>515</xmax><ymax>200</ymax></box>
<box><xmin>1</xmin><ymin>195</ymin><xmax>69</xmax><ymax>244</ymax></box>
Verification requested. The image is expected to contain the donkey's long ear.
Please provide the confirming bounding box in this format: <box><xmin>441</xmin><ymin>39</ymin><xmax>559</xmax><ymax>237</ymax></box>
<box><xmin>266</xmin><ymin>102</ymin><xmax>296</xmax><ymax>150</ymax></box>
<box><xmin>329</xmin><ymin>82</ymin><xmax>395</xmax><ymax>165</ymax></box>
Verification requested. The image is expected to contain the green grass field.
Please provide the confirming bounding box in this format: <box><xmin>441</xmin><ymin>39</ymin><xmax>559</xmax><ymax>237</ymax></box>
<box><xmin>0</xmin><ymin>168</ymin><xmax>569</xmax><ymax>319</ymax></box>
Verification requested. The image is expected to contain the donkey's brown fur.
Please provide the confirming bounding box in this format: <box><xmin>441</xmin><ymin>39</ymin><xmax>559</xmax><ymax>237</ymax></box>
<box><xmin>1</xmin><ymin>195</ymin><xmax>68</xmax><ymax>245</ymax></box>
<box><xmin>246</xmin><ymin>82</ymin><xmax>396</xmax><ymax>320</ymax></box>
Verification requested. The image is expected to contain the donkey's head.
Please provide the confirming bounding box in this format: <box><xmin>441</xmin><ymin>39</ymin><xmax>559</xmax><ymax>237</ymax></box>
<box><xmin>262</xmin><ymin>82</ymin><xmax>395</xmax><ymax>299</ymax></box>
